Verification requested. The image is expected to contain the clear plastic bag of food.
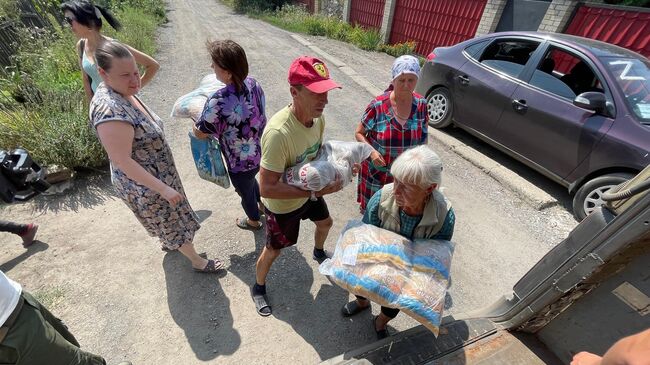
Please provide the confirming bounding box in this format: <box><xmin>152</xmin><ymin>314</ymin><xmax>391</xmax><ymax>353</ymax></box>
<box><xmin>319</xmin><ymin>220</ymin><xmax>454</xmax><ymax>336</ymax></box>
<box><xmin>283</xmin><ymin>140</ymin><xmax>373</xmax><ymax>191</ymax></box>
<box><xmin>170</xmin><ymin>74</ymin><xmax>225</xmax><ymax>120</ymax></box>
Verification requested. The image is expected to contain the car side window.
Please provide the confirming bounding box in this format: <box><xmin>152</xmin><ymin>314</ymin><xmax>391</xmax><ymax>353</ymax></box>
<box><xmin>530</xmin><ymin>48</ymin><xmax>604</xmax><ymax>100</ymax></box>
<box><xmin>478</xmin><ymin>39</ymin><xmax>540</xmax><ymax>78</ymax></box>
<box><xmin>464</xmin><ymin>40</ymin><xmax>490</xmax><ymax>61</ymax></box>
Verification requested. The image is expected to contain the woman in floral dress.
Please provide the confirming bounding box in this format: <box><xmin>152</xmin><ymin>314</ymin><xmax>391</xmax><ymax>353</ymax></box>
<box><xmin>194</xmin><ymin>40</ymin><xmax>267</xmax><ymax>231</ymax></box>
<box><xmin>90</xmin><ymin>40</ymin><xmax>223</xmax><ymax>272</ymax></box>
<box><xmin>355</xmin><ymin>55</ymin><xmax>428</xmax><ymax>214</ymax></box>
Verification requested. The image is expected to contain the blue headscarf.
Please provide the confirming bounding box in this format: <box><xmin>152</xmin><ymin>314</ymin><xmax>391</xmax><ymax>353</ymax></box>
<box><xmin>391</xmin><ymin>55</ymin><xmax>421</xmax><ymax>81</ymax></box>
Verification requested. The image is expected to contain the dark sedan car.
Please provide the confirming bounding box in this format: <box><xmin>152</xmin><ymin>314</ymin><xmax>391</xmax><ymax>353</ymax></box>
<box><xmin>415</xmin><ymin>31</ymin><xmax>650</xmax><ymax>220</ymax></box>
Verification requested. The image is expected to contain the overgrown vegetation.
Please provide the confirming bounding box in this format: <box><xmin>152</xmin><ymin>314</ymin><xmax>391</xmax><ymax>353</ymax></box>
<box><xmin>604</xmin><ymin>0</ymin><xmax>650</xmax><ymax>7</ymax></box>
<box><xmin>0</xmin><ymin>0</ymin><xmax>165</xmax><ymax>170</ymax></box>
<box><xmin>226</xmin><ymin>2</ymin><xmax>417</xmax><ymax>57</ymax></box>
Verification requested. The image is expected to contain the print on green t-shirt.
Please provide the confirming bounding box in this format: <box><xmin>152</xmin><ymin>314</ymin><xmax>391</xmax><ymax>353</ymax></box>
<box><xmin>295</xmin><ymin>141</ymin><xmax>321</xmax><ymax>165</ymax></box>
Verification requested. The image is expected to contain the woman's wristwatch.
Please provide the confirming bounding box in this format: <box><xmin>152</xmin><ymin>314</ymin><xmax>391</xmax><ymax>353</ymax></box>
<box><xmin>310</xmin><ymin>190</ymin><xmax>318</xmax><ymax>201</ymax></box>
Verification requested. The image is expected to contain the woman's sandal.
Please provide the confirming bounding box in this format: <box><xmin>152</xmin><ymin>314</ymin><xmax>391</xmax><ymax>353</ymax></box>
<box><xmin>193</xmin><ymin>259</ymin><xmax>224</xmax><ymax>273</ymax></box>
<box><xmin>373</xmin><ymin>316</ymin><xmax>390</xmax><ymax>340</ymax></box>
<box><xmin>235</xmin><ymin>217</ymin><xmax>263</xmax><ymax>231</ymax></box>
<box><xmin>341</xmin><ymin>300</ymin><xmax>370</xmax><ymax>317</ymax></box>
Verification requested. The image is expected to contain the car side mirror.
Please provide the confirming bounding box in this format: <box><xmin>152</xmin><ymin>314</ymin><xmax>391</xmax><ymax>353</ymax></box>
<box><xmin>574</xmin><ymin>92</ymin><xmax>607</xmax><ymax>114</ymax></box>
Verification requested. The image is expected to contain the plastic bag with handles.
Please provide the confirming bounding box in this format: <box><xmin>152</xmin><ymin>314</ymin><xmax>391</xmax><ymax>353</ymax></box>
<box><xmin>171</xmin><ymin>74</ymin><xmax>225</xmax><ymax>121</ymax></box>
<box><xmin>283</xmin><ymin>140</ymin><xmax>373</xmax><ymax>191</ymax></box>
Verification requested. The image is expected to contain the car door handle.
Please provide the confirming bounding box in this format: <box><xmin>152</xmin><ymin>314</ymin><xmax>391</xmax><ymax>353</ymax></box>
<box><xmin>512</xmin><ymin>99</ymin><xmax>528</xmax><ymax>113</ymax></box>
<box><xmin>457</xmin><ymin>75</ymin><xmax>469</xmax><ymax>85</ymax></box>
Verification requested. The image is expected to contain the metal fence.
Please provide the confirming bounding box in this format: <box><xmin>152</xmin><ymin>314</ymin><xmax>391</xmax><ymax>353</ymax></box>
<box><xmin>564</xmin><ymin>3</ymin><xmax>650</xmax><ymax>59</ymax></box>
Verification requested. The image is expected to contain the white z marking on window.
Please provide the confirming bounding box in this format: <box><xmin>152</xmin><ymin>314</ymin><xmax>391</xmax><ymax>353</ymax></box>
<box><xmin>609</xmin><ymin>60</ymin><xmax>645</xmax><ymax>81</ymax></box>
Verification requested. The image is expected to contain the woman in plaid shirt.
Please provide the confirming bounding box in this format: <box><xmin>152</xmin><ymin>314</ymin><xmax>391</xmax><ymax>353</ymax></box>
<box><xmin>355</xmin><ymin>55</ymin><xmax>428</xmax><ymax>214</ymax></box>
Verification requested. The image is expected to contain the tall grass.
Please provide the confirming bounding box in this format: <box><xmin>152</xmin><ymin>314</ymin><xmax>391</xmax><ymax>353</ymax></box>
<box><xmin>0</xmin><ymin>1</ymin><xmax>165</xmax><ymax>170</ymax></box>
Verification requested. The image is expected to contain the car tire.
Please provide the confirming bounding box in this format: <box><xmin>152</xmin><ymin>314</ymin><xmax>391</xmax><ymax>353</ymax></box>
<box><xmin>572</xmin><ymin>173</ymin><xmax>634</xmax><ymax>221</ymax></box>
<box><xmin>426</xmin><ymin>87</ymin><xmax>453</xmax><ymax>128</ymax></box>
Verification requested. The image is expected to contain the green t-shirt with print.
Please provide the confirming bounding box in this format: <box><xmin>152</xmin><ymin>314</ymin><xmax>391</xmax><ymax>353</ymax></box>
<box><xmin>260</xmin><ymin>105</ymin><xmax>325</xmax><ymax>214</ymax></box>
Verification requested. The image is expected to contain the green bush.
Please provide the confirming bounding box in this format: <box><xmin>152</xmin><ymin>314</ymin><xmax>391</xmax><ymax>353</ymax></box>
<box><xmin>103</xmin><ymin>0</ymin><xmax>167</xmax><ymax>20</ymax></box>
<box><xmin>0</xmin><ymin>0</ymin><xmax>165</xmax><ymax>170</ymax></box>
<box><xmin>379</xmin><ymin>40</ymin><xmax>416</xmax><ymax>57</ymax></box>
<box><xmin>248</xmin><ymin>3</ymin><xmax>417</xmax><ymax>57</ymax></box>
<box><xmin>0</xmin><ymin>90</ymin><xmax>107</xmax><ymax>169</ymax></box>
<box><xmin>604</xmin><ymin>0</ymin><xmax>650</xmax><ymax>7</ymax></box>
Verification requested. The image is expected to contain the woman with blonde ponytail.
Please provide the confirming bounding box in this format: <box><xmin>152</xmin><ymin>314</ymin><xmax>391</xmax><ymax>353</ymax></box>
<box><xmin>60</xmin><ymin>1</ymin><xmax>159</xmax><ymax>103</ymax></box>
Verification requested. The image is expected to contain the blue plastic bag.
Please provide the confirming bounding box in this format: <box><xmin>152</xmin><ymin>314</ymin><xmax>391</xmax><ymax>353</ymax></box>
<box><xmin>189</xmin><ymin>131</ymin><xmax>230</xmax><ymax>189</ymax></box>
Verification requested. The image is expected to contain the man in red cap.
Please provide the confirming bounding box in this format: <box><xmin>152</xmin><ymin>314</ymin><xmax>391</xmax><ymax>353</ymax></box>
<box><xmin>252</xmin><ymin>56</ymin><xmax>343</xmax><ymax>316</ymax></box>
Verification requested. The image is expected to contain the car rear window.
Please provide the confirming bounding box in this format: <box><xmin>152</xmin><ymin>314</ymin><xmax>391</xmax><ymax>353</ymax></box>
<box><xmin>478</xmin><ymin>39</ymin><xmax>540</xmax><ymax>78</ymax></box>
<box><xmin>464</xmin><ymin>40</ymin><xmax>490</xmax><ymax>61</ymax></box>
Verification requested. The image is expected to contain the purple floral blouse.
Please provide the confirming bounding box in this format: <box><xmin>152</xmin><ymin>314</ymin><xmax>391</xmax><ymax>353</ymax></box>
<box><xmin>195</xmin><ymin>77</ymin><xmax>267</xmax><ymax>173</ymax></box>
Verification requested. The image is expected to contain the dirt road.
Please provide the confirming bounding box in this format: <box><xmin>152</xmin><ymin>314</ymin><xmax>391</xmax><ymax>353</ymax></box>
<box><xmin>0</xmin><ymin>1</ymin><xmax>577</xmax><ymax>363</ymax></box>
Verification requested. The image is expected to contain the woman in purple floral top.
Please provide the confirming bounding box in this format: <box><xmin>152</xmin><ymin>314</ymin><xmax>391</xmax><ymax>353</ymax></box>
<box><xmin>194</xmin><ymin>40</ymin><xmax>267</xmax><ymax>230</ymax></box>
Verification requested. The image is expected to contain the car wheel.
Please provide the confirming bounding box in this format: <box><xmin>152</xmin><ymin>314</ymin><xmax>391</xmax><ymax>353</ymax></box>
<box><xmin>427</xmin><ymin>87</ymin><xmax>453</xmax><ymax>128</ymax></box>
<box><xmin>572</xmin><ymin>173</ymin><xmax>634</xmax><ymax>221</ymax></box>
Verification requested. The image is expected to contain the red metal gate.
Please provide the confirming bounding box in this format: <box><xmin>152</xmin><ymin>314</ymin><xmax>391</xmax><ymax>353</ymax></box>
<box><xmin>349</xmin><ymin>0</ymin><xmax>386</xmax><ymax>29</ymax></box>
<box><xmin>564</xmin><ymin>5</ymin><xmax>650</xmax><ymax>58</ymax></box>
<box><xmin>294</xmin><ymin>0</ymin><xmax>315</xmax><ymax>13</ymax></box>
<box><xmin>389</xmin><ymin>0</ymin><xmax>487</xmax><ymax>55</ymax></box>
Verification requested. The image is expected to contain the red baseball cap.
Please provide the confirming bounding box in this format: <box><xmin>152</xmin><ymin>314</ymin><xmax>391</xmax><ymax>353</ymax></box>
<box><xmin>288</xmin><ymin>56</ymin><xmax>341</xmax><ymax>93</ymax></box>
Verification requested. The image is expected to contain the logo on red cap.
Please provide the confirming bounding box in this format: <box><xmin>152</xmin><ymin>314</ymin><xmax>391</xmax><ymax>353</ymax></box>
<box><xmin>288</xmin><ymin>56</ymin><xmax>341</xmax><ymax>94</ymax></box>
<box><xmin>313</xmin><ymin>62</ymin><xmax>328</xmax><ymax>78</ymax></box>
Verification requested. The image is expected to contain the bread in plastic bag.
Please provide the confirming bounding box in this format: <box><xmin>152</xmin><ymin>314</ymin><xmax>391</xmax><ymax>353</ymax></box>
<box><xmin>284</xmin><ymin>140</ymin><xmax>373</xmax><ymax>191</ymax></box>
<box><xmin>319</xmin><ymin>220</ymin><xmax>454</xmax><ymax>336</ymax></box>
<box><xmin>170</xmin><ymin>74</ymin><xmax>225</xmax><ymax>120</ymax></box>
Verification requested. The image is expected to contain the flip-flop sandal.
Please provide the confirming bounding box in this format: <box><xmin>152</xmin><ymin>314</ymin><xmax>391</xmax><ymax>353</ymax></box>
<box><xmin>251</xmin><ymin>288</ymin><xmax>272</xmax><ymax>317</ymax></box>
<box><xmin>341</xmin><ymin>300</ymin><xmax>370</xmax><ymax>317</ymax></box>
<box><xmin>373</xmin><ymin>316</ymin><xmax>390</xmax><ymax>340</ymax></box>
<box><xmin>235</xmin><ymin>217</ymin><xmax>263</xmax><ymax>231</ymax></box>
<box><xmin>193</xmin><ymin>259</ymin><xmax>224</xmax><ymax>273</ymax></box>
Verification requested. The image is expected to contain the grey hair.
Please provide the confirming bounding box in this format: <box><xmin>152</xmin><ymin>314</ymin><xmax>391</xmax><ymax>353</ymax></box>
<box><xmin>390</xmin><ymin>145</ymin><xmax>442</xmax><ymax>188</ymax></box>
<box><xmin>95</xmin><ymin>40</ymin><xmax>132</xmax><ymax>72</ymax></box>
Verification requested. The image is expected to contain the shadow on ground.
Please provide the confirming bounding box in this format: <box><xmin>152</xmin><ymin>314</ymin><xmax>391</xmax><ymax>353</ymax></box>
<box><xmin>31</xmin><ymin>170</ymin><xmax>116</xmax><ymax>214</ymax></box>
<box><xmin>163</xmin><ymin>252</ymin><xmax>239</xmax><ymax>361</ymax></box>
<box><xmin>227</xmin><ymin>230</ymin><xmax>376</xmax><ymax>360</ymax></box>
<box><xmin>0</xmin><ymin>240</ymin><xmax>49</xmax><ymax>272</ymax></box>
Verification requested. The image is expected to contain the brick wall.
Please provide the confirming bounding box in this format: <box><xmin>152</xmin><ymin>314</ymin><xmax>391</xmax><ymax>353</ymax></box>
<box><xmin>320</xmin><ymin>0</ymin><xmax>344</xmax><ymax>18</ymax></box>
<box><xmin>538</xmin><ymin>0</ymin><xmax>579</xmax><ymax>33</ymax></box>
<box><xmin>475</xmin><ymin>0</ymin><xmax>507</xmax><ymax>36</ymax></box>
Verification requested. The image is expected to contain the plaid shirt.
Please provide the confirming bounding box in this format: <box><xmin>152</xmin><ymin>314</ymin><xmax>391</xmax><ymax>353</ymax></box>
<box><xmin>356</xmin><ymin>92</ymin><xmax>428</xmax><ymax>213</ymax></box>
<box><xmin>362</xmin><ymin>189</ymin><xmax>455</xmax><ymax>240</ymax></box>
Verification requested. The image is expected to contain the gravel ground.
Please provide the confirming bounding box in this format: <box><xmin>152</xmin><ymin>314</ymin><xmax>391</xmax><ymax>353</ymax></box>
<box><xmin>0</xmin><ymin>1</ymin><xmax>577</xmax><ymax>364</ymax></box>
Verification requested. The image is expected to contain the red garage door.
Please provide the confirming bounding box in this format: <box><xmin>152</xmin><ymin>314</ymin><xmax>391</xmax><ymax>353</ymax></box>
<box><xmin>389</xmin><ymin>0</ymin><xmax>487</xmax><ymax>55</ymax></box>
<box><xmin>564</xmin><ymin>5</ymin><xmax>650</xmax><ymax>59</ymax></box>
<box><xmin>349</xmin><ymin>0</ymin><xmax>386</xmax><ymax>29</ymax></box>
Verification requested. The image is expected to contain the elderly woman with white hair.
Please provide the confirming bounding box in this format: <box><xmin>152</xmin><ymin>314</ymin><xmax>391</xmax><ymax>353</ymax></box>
<box><xmin>341</xmin><ymin>145</ymin><xmax>456</xmax><ymax>339</ymax></box>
